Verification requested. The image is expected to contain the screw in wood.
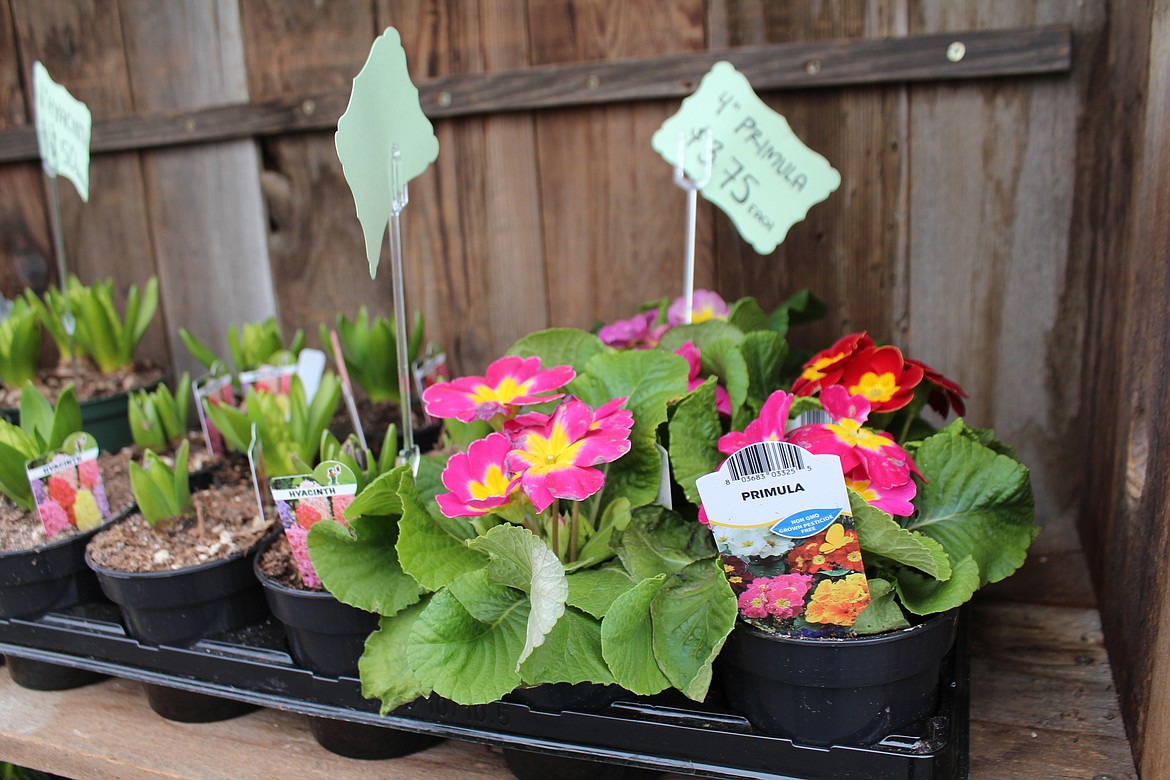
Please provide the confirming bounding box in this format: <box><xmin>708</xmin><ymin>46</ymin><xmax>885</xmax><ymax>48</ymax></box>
<box><xmin>804</xmin><ymin>59</ymin><xmax>822</xmax><ymax>75</ymax></box>
<box><xmin>946</xmin><ymin>42</ymin><xmax>966</xmax><ymax>62</ymax></box>
<box><xmin>437</xmin><ymin>91</ymin><xmax>452</xmax><ymax>108</ymax></box>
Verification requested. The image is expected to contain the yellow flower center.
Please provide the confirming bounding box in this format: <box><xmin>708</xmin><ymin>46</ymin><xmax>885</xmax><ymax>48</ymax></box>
<box><xmin>469</xmin><ymin>376</ymin><xmax>531</xmax><ymax>406</ymax></box>
<box><xmin>515</xmin><ymin>424</ymin><xmax>586</xmax><ymax>476</ymax></box>
<box><xmin>826</xmin><ymin>418</ymin><xmax>889</xmax><ymax>453</ymax></box>
<box><xmin>468</xmin><ymin>465</ymin><xmax>510</xmax><ymax>500</ymax></box>
<box><xmin>693</xmin><ymin>305</ymin><xmax>725</xmax><ymax>324</ymax></box>
<box><xmin>846</xmin><ymin>477</ymin><xmax>878</xmax><ymax>502</ymax></box>
<box><xmin>848</xmin><ymin>371</ymin><xmax>898</xmax><ymax>403</ymax></box>
<box><xmin>801</xmin><ymin>354</ymin><xmax>840</xmax><ymax>382</ymax></box>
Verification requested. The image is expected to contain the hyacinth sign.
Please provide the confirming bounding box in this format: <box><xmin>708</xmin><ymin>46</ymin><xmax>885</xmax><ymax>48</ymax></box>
<box><xmin>33</xmin><ymin>62</ymin><xmax>92</xmax><ymax>202</ymax></box>
<box><xmin>270</xmin><ymin>461</ymin><xmax>357</xmax><ymax>588</ymax></box>
<box><xmin>26</xmin><ymin>432</ymin><xmax>110</xmax><ymax>537</ymax></box>
<box><xmin>696</xmin><ymin>440</ymin><xmax>871</xmax><ymax>635</ymax></box>
<box><xmin>335</xmin><ymin>27</ymin><xmax>439</xmax><ymax>279</ymax></box>
<box><xmin>652</xmin><ymin>62</ymin><xmax>840</xmax><ymax>254</ymax></box>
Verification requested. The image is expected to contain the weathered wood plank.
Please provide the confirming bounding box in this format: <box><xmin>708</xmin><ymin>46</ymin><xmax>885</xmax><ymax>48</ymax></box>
<box><xmin>9</xmin><ymin>0</ymin><xmax>170</xmax><ymax>370</ymax></box>
<box><xmin>117</xmin><ymin>0</ymin><xmax>276</xmax><ymax>378</ymax></box>
<box><xmin>237</xmin><ymin>0</ymin><xmax>384</xmax><ymax>346</ymax></box>
<box><xmin>0</xmin><ymin>25</ymin><xmax>1072</xmax><ymax>164</ymax></box>
<box><xmin>530</xmin><ymin>0</ymin><xmax>711</xmax><ymax>331</ymax></box>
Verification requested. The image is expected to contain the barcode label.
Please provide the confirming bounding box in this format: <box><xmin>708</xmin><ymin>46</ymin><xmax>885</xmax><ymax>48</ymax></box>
<box><xmin>726</xmin><ymin>442</ymin><xmax>807</xmax><ymax>480</ymax></box>
<box><xmin>788</xmin><ymin>409</ymin><xmax>832</xmax><ymax>430</ymax></box>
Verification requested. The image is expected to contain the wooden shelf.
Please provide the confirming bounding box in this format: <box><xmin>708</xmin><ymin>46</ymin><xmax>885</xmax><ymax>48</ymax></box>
<box><xmin>0</xmin><ymin>601</ymin><xmax>1137</xmax><ymax>780</ymax></box>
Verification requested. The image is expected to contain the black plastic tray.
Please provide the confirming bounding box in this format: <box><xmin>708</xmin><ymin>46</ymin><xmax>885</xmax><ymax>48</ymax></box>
<box><xmin>0</xmin><ymin>601</ymin><xmax>969</xmax><ymax>780</ymax></box>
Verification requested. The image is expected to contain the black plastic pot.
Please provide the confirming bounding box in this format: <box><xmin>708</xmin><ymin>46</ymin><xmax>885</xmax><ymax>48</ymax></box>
<box><xmin>255</xmin><ymin>537</ymin><xmax>442</xmax><ymax>759</ymax></box>
<box><xmin>506</xmin><ymin>682</ymin><xmax>627</xmax><ymax>713</ymax></box>
<box><xmin>87</xmin><ymin>536</ymin><xmax>270</xmax><ymax>647</ymax></box>
<box><xmin>718</xmin><ymin>610</ymin><xmax>960</xmax><ymax>746</ymax></box>
<box><xmin>4</xmin><ymin>654</ymin><xmax>105</xmax><ymax>691</ymax></box>
<box><xmin>141</xmin><ymin>682</ymin><xmax>256</xmax><ymax>722</ymax></box>
<box><xmin>0</xmin><ymin>524</ymin><xmax>106</xmax><ymax>620</ymax></box>
<box><xmin>79</xmin><ymin>390</ymin><xmax>137</xmax><ymax>453</ymax></box>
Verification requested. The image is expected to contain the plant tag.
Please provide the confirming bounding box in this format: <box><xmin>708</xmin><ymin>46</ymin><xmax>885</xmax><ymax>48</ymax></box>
<box><xmin>336</xmin><ymin>27</ymin><xmax>440</xmax><ymax>278</ymax></box>
<box><xmin>193</xmin><ymin>373</ymin><xmax>236</xmax><ymax>455</ymax></box>
<box><xmin>696</xmin><ymin>441</ymin><xmax>870</xmax><ymax>635</ymax></box>
<box><xmin>238</xmin><ymin>364</ymin><xmax>296</xmax><ymax>398</ymax></box>
<box><xmin>269</xmin><ymin>461</ymin><xmax>358</xmax><ymax>587</ymax></box>
<box><xmin>25</xmin><ymin>432</ymin><xmax>110</xmax><ymax>537</ymax></box>
<box><xmin>651</xmin><ymin>62</ymin><xmax>840</xmax><ymax>254</ymax></box>
<box><xmin>295</xmin><ymin>348</ymin><xmax>327</xmax><ymax>403</ymax></box>
<box><xmin>32</xmin><ymin>62</ymin><xmax>92</xmax><ymax>202</ymax></box>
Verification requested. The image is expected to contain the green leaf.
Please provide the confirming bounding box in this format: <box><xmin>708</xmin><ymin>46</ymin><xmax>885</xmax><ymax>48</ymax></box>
<box><xmin>739</xmin><ymin>330</ymin><xmax>788</xmax><ymax>407</ymax></box>
<box><xmin>469</xmin><ymin>524</ymin><xmax>568</xmax><ymax>667</ymax></box>
<box><xmin>650</xmin><ymin>559</ymin><xmax>736</xmax><ymax>700</ymax></box>
<box><xmin>595</xmin><ymin>434</ymin><xmax>665</xmax><ymax>511</ymax></box>
<box><xmin>851</xmin><ymin>492</ymin><xmax>951</xmax><ymax>580</ymax></box>
<box><xmin>573</xmin><ymin>349</ymin><xmax>689</xmax><ymax>440</ymax></box>
<box><xmin>129</xmin><ymin>458</ymin><xmax>178</xmax><ymax>526</ymax></box>
<box><xmin>308</xmin><ymin>517</ymin><xmax>422</xmax><ymax>617</ymax></box>
<box><xmin>896</xmin><ymin>556</ymin><xmax>982</xmax><ymax>615</ymax></box>
<box><xmin>852</xmin><ymin>577</ymin><xmax>911</xmax><ymax>635</ymax></box>
<box><xmin>904</xmin><ymin>422</ymin><xmax>1037</xmax><ymax>586</ymax></box>
<box><xmin>727</xmin><ymin>297</ymin><xmax>770</xmax><ymax>333</ymax></box>
<box><xmin>19</xmin><ymin>382</ymin><xmax>55</xmax><ymax>451</ymax></box>
<box><xmin>179</xmin><ymin>327</ymin><xmax>222</xmax><ymax>371</ymax></box>
<box><xmin>600</xmin><ymin>574</ymin><xmax>671</xmax><ymax>695</ymax></box>
<box><xmin>346</xmin><ymin>465</ymin><xmax>408</xmax><ymax>518</ymax></box>
<box><xmin>520</xmin><ymin>606</ymin><xmax>614</xmax><ymax>686</ymax></box>
<box><xmin>396</xmin><ymin>471</ymin><xmax>486</xmax><ymax>591</ymax></box>
<box><xmin>697</xmin><ymin>338</ymin><xmax>749</xmax><ymax>417</ymax></box>
<box><xmin>658</xmin><ymin>320</ymin><xmax>745</xmax><ymax>352</ymax></box>
<box><xmin>360</xmin><ymin>603</ymin><xmax>432</xmax><ymax>714</ymax></box>
<box><xmin>0</xmin><ymin>423</ymin><xmax>39</xmax><ymax>508</ymax></box>
<box><xmin>47</xmin><ymin>385</ymin><xmax>82</xmax><ymax>452</ymax></box>
<box><xmin>667</xmin><ymin>379</ymin><xmax>723</xmax><ymax>506</ymax></box>
<box><xmin>507</xmin><ymin>328</ymin><xmax>609</xmax><ymax>374</ymax></box>
<box><xmin>614</xmin><ymin>505</ymin><xmax>714</xmax><ymax>582</ymax></box>
<box><xmin>574</xmin><ymin>496</ymin><xmax>631</xmax><ymax>570</ymax></box>
<box><xmin>566</xmin><ymin>567</ymin><xmax>636</xmax><ymax>618</ymax></box>
<box><xmin>408</xmin><ymin>573</ymin><xmax>529</xmax><ymax>704</ymax></box>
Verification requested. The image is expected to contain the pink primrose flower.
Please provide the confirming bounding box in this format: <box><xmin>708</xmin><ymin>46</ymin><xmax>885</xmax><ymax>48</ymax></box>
<box><xmin>668</xmin><ymin>289</ymin><xmax>729</xmax><ymax>327</ymax></box>
<box><xmin>506</xmin><ymin>398</ymin><xmax>632</xmax><ymax>512</ymax></box>
<box><xmin>436</xmin><ymin>433</ymin><xmax>521</xmax><ymax>518</ymax></box>
<box><xmin>845</xmin><ymin>468</ymin><xmax>918</xmax><ymax>518</ymax></box>
<box><xmin>718</xmin><ymin>390</ymin><xmax>794</xmax><ymax>455</ymax></box>
<box><xmin>677</xmin><ymin>342</ymin><xmax>732</xmax><ymax>417</ymax></box>
<box><xmin>422</xmin><ymin>356</ymin><xmax>575</xmax><ymax>423</ymax></box>
<box><xmin>598</xmin><ymin>310</ymin><xmax>665</xmax><ymax>350</ymax></box>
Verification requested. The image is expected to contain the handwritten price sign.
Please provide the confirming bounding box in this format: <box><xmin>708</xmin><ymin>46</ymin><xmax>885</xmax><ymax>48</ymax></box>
<box><xmin>652</xmin><ymin>62</ymin><xmax>840</xmax><ymax>254</ymax></box>
<box><xmin>33</xmin><ymin>62</ymin><xmax>92</xmax><ymax>202</ymax></box>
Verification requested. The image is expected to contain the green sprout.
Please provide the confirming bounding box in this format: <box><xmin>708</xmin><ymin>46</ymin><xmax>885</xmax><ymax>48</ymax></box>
<box><xmin>318</xmin><ymin>425</ymin><xmax>398</xmax><ymax>494</ymax></box>
<box><xmin>203</xmin><ymin>373</ymin><xmax>341</xmax><ymax>478</ymax></box>
<box><xmin>0</xmin><ymin>297</ymin><xmax>43</xmax><ymax>388</ymax></box>
<box><xmin>128</xmin><ymin>439</ymin><xmax>192</xmax><ymax>529</ymax></box>
<box><xmin>179</xmin><ymin>317</ymin><xmax>304</xmax><ymax>376</ymax></box>
<box><xmin>0</xmin><ymin>383</ymin><xmax>82</xmax><ymax>510</ymax></box>
<box><xmin>28</xmin><ymin>276</ymin><xmax>157</xmax><ymax>373</ymax></box>
<box><xmin>320</xmin><ymin>307</ymin><xmax>424</xmax><ymax>403</ymax></box>
<box><xmin>128</xmin><ymin>373</ymin><xmax>191</xmax><ymax>454</ymax></box>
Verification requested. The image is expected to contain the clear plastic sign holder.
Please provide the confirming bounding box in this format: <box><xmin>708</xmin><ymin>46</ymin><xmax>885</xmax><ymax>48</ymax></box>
<box><xmin>673</xmin><ymin>129</ymin><xmax>713</xmax><ymax>325</ymax></box>
<box><xmin>388</xmin><ymin>145</ymin><xmax>419</xmax><ymax>475</ymax></box>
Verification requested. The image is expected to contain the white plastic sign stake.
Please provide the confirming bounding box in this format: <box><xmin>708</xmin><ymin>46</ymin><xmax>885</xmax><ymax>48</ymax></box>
<box><xmin>652</xmin><ymin>62</ymin><xmax>841</xmax><ymax>254</ymax></box>
<box><xmin>695</xmin><ymin>441</ymin><xmax>849</xmax><ymax>535</ymax></box>
<box><xmin>33</xmin><ymin>62</ymin><xmax>92</xmax><ymax>202</ymax></box>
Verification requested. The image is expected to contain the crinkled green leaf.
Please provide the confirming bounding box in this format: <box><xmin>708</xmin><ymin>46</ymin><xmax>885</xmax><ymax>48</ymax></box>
<box><xmin>345</xmin><ymin>465</ymin><xmax>409</xmax><ymax>519</ymax></box>
<box><xmin>572</xmin><ymin>349</ymin><xmax>689</xmax><ymax>440</ymax></box>
<box><xmin>520</xmin><ymin>606</ymin><xmax>613</xmax><ymax>686</ymax></box>
<box><xmin>851</xmin><ymin>492</ymin><xmax>951</xmax><ymax>580</ymax></box>
<box><xmin>904</xmin><ymin>422</ymin><xmax>1037</xmax><ymax>586</ymax></box>
<box><xmin>658</xmin><ymin>320</ymin><xmax>745</xmax><ymax>351</ymax></box>
<box><xmin>727</xmin><ymin>297</ymin><xmax>770</xmax><ymax>333</ymax></box>
<box><xmin>697</xmin><ymin>338</ymin><xmax>748</xmax><ymax>418</ymax></box>
<box><xmin>360</xmin><ymin>602</ymin><xmax>431</xmax><ymax>714</ymax></box>
<box><xmin>507</xmin><ymin>327</ymin><xmax>609</xmax><ymax>374</ymax></box>
<box><xmin>566</xmin><ymin>567</ymin><xmax>636</xmax><ymax>618</ymax></box>
<box><xmin>614</xmin><ymin>505</ymin><xmax>715</xmax><ymax>581</ymax></box>
<box><xmin>600</xmin><ymin>574</ymin><xmax>670</xmax><ymax>695</ymax></box>
<box><xmin>896</xmin><ymin>555</ymin><xmax>982</xmax><ymax>615</ymax></box>
<box><xmin>852</xmin><ymin>577</ymin><xmax>911</xmax><ymax>635</ymax></box>
<box><xmin>469</xmin><ymin>524</ymin><xmax>568</xmax><ymax>667</ymax></box>
<box><xmin>396</xmin><ymin>470</ymin><xmax>486</xmax><ymax>591</ymax></box>
<box><xmin>739</xmin><ymin>330</ymin><xmax>788</xmax><ymax>408</ymax></box>
<box><xmin>650</xmin><ymin>559</ymin><xmax>736</xmax><ymax>701</ymax></box>
<box><xmin>408</xmin><ymin>572</ymin><xmax>529</xmax><ymax>704</ymax></box>
<box><xmin>667</xmin><ymin>379</ymin><xmax>723</xmax><ymax>505</ymax></box>
<box><xmin>308</xmin><ymin>516</ymin><xmax>422</xmax><ymax>617</ymax></box>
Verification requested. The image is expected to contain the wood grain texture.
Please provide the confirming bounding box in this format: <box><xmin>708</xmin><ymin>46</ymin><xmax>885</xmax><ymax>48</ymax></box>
<box><xmin>117</xmin><ymin>0</ymin><xmax>276</xmax><ymax>379</ymax></box>
<box><xmin>238</xmin><ymin>0</ymin><xmax>384</xmax><ymax>348</ymax></box>
<box><xmin>9</xmin><ymin>0</ymin><xmax>171</xmax><ymax>370</ymax></box>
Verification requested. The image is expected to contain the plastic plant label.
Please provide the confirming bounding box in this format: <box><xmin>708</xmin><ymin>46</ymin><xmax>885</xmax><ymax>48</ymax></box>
<box><xmin>269</xmin><ymin>461</ymin><xmax>358</xmax><ymax>588</ymax></box>
<box><xmin>651</xmin><ymin>61</ymin><xmax>840</xmax><ymax>254</ymax></box>
<box><xmin>32</xmin><ymin>61</ymin><xmax>92</xmax><ymax>202</ymax></box>
<box><xmin>695</xmin><ymin>441</ymin><xmax>870</xmax><ymax>635</ymax></box>
<box><xmin>25</xmin><ymin>432</ymin><xmax>110</xmax><ymax>537</ymax></box>
<box><xmin>193</xmin><ymin>373</ymin><xmax>237</xmax><ymax>456</ymax></box>
<box><xmin>336</xmin><ymin>27</ymin><xmax>440</xmax><ymax>278</ymax></box>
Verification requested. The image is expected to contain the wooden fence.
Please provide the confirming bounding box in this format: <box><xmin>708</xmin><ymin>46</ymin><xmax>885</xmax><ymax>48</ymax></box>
<box><xmin>0</xmin><ymin>2</ymin><xmax>1166</xmax><ymax>775</ymax></box>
